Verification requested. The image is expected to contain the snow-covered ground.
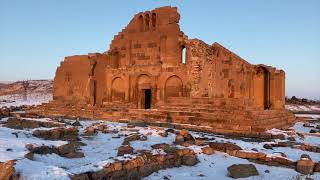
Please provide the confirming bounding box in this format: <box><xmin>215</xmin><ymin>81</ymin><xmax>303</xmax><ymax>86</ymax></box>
<box><xmin>286</xmin><ymin>104</ymin><xmax>320</xmax><ymax>112</ymax></box>
<box><xmin>1</xmin><ymin>115</ymin><xmax>320</xmax><ymax>180</ymax></box>
<box><xmin>0</xmin><ymin>93</ymin><xmax>52</xmax><ymax>108</ymax></box>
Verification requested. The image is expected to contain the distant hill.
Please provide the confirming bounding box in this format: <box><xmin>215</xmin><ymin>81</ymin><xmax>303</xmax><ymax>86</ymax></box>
<box><xmin>0</xmin><ymin>80</ymin><xmax>53</xmax><ymax>96</ymax></box>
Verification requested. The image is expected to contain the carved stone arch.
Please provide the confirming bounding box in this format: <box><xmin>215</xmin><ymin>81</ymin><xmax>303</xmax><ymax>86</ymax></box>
<box><xmin>111</xmin><ymin>77</ymin><xmax>125</xmax><ymax>102</ymax></box>
<box><xmin>144</xmin><ymin>14</ymin><xmax>150</xmax><ymax>31</ymax></box>
<box><xmin>136</xmin><ymin>74</ymin><xmax>152</xmax><ymax>89</ymax></box>
<box><xmin>165</xmin><ymin>75</ymin><xmax>183</xmax><ymax>98</ymax></box>
<box><xmin>138</xmin><ymin>15</ymin><xmax>144</xmax><ymax>32</ymax></box>
<box><xmin>135</xmin><ymin>74</ymin><xmax>152</xmax><ymax>109</ymax></box>
<box><xmin>151</xmin><ymin>13</ymin><xmax>156</xmax><ymax>30</ymax></box>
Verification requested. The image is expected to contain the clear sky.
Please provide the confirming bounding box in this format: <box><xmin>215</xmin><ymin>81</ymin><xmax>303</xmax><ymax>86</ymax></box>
<box><xmin>0</xmin><ymin>0</ymin><xmax>319</xmax><ymax>99</ymax></box>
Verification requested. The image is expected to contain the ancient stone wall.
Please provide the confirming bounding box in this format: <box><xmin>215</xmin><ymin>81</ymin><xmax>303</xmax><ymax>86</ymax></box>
<box><xmin>37</xmin><ymin>6</ymin><xmax>293</xmax><ymax>133</ymax></box>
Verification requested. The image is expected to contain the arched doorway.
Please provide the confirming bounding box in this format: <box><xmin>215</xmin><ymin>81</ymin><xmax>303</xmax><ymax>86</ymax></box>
<box><xmin>136</xmin><ymin>74</ymin><xmax>152</xmax><ymax>109</ymax></box>
<box><xmin>165</xmin><ymin>76</ymin><xmax>183</xmax><ymax>99</ymax></box>
<box><xmin>111</xmin><ymin>77</ymin><xmax>125</xmax><ymax>102</ymax></box>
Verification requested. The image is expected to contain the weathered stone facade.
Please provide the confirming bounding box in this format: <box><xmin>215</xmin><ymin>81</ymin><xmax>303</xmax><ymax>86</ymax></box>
<box><xmin>31</xmin><ymin>6</ymin><xmax>294</xmax><ymax>134</ymax></box>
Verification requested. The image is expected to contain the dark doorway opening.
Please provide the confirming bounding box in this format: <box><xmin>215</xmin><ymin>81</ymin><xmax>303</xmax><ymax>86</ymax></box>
<box><xmin>144</xmin><ymin>89</ymin><xmax>151</xmax><ymax>109</ymax></box>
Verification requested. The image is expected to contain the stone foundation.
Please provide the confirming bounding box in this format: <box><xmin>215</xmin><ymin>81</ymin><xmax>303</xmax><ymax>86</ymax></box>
<box><xmin>29</xmin><ymin>99</ymin><xmax>295</xmax><ymax>136</ymax></box>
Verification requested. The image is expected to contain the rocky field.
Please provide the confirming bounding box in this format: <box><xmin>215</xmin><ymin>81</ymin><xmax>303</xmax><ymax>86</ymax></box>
<box><xmin>0</xmin><ymin>81</ymin><xmax>320</xmax><ymax>179</ymax></box>
<box><xmin>0</xmin><ymin>112</ymin><xmax>320</xmax><ymax>180</ymax></box>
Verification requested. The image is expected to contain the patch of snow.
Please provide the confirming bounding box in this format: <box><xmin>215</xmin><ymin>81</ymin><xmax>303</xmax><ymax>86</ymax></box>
<box><xmin>286</xmin><ymin>104</ymin><xmax>320</xmax><ymax>112</ymax></box>
<box><xmin>295</xmin><ymin>114</ymin><xmax>320</xmax><ymax>119</ymax></box>
<box><xmin>0</xmin><ymin>93</ymin><xmax>52</xmax><ymax>108</ymax></box>
<box><xmin>15</xmin><ymin>159</ymin><xmax>70</xmax><ymax>180</ymax></box>
<box><xmin>0</xmin><ymin>126</ymin><xmax>67</xmax><ymax>162</ymax></box>
<box><xmin>144</xmin><ymin>152</ymin><xmax>320</xmax><ymax>180</ymax></box>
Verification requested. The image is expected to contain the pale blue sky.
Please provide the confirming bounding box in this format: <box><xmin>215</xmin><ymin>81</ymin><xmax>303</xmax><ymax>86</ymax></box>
<box><xmin>0</xmin><ymin>0</ymin><xmax>319</xmax><ymax>99</ymax></box>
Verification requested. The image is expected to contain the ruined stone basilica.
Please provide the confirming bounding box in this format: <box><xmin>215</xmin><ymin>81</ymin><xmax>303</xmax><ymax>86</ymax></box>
<box><xmin>32</xmin><ymin>6</ymin><xmax>294</xmax><ymax>135</ymax></box>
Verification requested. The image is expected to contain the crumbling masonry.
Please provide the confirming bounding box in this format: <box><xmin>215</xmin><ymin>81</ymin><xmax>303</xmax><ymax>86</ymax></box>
<box><xmin>31</xmin><ymin>6</ymin><xmax>295</xmax><ymax>135</ymax></box>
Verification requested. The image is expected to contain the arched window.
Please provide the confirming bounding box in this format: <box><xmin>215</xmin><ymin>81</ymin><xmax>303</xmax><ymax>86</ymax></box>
<box><xmin>145</xmin><ymin>14</ymin><xmax>150</xmax><ymax>31</ymax></box>
<box><xmin>181</xmin><ymin>46</ymin><xmax>186</xmax><ymax>64</ymax></box>
<box><xmin>151</xmin><ymin>13</ymin><xmax>156</xmax><ymax>30</ymax></box>
<box><xmin>138</xmin><ymin>15</ymin><xmax>144</xmax><ymax>32</ymax></box>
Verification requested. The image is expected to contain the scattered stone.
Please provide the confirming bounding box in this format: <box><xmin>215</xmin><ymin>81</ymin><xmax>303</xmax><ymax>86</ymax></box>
<box><xmin>174</xmin><ymin>135</ymin><xmax>184</xmax><ymax>145</ymax></box>
<box><xmin>127</xmin><ymin>124</ymin><xmax>135</xmax><ymax>128</ymax></box>
<box><xmin>72</xmin><ymin>121</ymin><xmax>81</xmax><ymax>126</ymax></box>
<box><xmin>201</xmin><ymin>147</ymin><xmax>214</xmax><ymax>155</ymax></box>
<box><xmin>124</xmin><ymin>134</ymin><xmax>140</xmax><ymax>142</ymax></box>
<box><xmin>181</xmin><ymin>154</ymin><xmax>198</xmax><ymax>166</ymax></box>
<box><xmin>24</xmin><ymin>152</ymin><xmax>34</xmax><ymax>160</ymax></box>
<box><xmin>165</xmin><ymin>128</ymin><xmax>175</xmax><ymax>134</ymax></box>
<box><xmin>84</xmin><ymin>127</ymin><xmax>97</xmax><ymax>136</ymax></box>
<box><xmin>72</xmin><ymin>173</ymin><xmax>90</xmax><ymax>180</ymax></box>
<box><xmin>227</xmin><ymin>164</ymin><xmax>259</xmax><ymax>179</ymax></box>
<box><xmin>151</xmin><ymin>143</ymin><xmax>170</xmax><ymax>149</ymax></box>
<box><xmin>209</xmin><ymin>142</ymin><xmax>242</xmax><ymax>152</ymax></box>
<box><xmin>63</xmin><ymin>152</ymin><xmax>85</xmax><ymax>158</ymax></box>
<box><xmin>158</xmin><ymin>132</ymin><xmax>168</xmax><ymax>137</ymax></box>
<box><xmin>12</xmin><ymin>132</ymin><xmax>19</xmax><ymax>138</ymax></box>
<box><xmin>0</xmin><ymin>160</ymin><xmax>16</xmax><ymax>180</ymax></box>
<box><xmin>163</xmin><ymin>146</ymin><xmax>178</xmax><ymax>154</ymax></box>
<box><xmin>117</xmin><ymin>145</ymin><xmax>133</xmax><ymax>156</ymax></box>
<box><xmin>296</xmin><ymin>159</ymin><xmax>315</xmax><ymax>175</ymax></box>
<box><xmin>139</xmin><ymin>135</ymin><xmax>148</xmax><ymax>141</ymax></box>
<box><xmin>303</xmin><ymin>123</ymin><xmax>313</xmax><ymax>127</ymax></box>
<box><xmin>309</xmin><ymin>129</ymin><xmax>318</xmax><ymax>133</ymax></box>
<box><xmin>6</xmin><ymin>117</ymin><xmax>63</xmax><ymax>129</ymax></box>
<box><xmin>287</xmin><ymin>136</ymin><xmax>296</xmax><ymax>141</ymax></box>
<box><xmin>273</xmin><ymin>152</ymin><xmax>287</xmax><ymax>158</ymax></box>
<box><xmin>33</xmin><ymin>127</ymin><xmax>78</xmax><ymax>140</ymax></box>
<box><xmin>271</xmin><ymin>134</ymin><xmax>286</xmax><ymax>140</ymax></box>
<box><xmin>300</xmin><ymin>154</ymin><xmax>311</xmax><ymax>160</ymax></box>
<box><xmin>272</xmin><ymin>156</ymin><xmax>295</xmax><ymax>167</ymax></box>
<box><xmin>314</xmin><ymin>162</ymin><xmax>320</xmax><ymax>172</ymax></box>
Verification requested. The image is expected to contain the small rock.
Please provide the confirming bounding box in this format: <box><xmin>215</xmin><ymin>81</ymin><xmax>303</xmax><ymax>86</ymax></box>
<box><xmin>165</xmin><ymin>128</ymin><xmax>175</xmax><ymax>134</ymax></box>
<box><xmin>151</xmin><ymin>143</ymin><xmax>169</xmax><ymax>149</ymax></box>
<box><xmin>264</xmin><ymin>170</ymin><xmax>270</xmax><ymax>173</ymax></box>
<box><xmin>271</xmin><ymin>134</ymin><xmax>285</xmax><ymax>140</ymax></box>
<box><xmin>72</xmin><ymin>121</ymin><xmax>81</xmax><ymax>126</ymax></box>
<box><xmin>124</xmin><ymin>134</ymin><xmax>140</xmax><ymax>142</ymax></box>
<box><xmin>309</xmin><ymin>129</ymin><xmax>318</xmax><ymax>133</ymax></box>
<box><xmin>296</xmin><ymin>159</ymin><xmax>315</xmax><ymax>175</ymax></box>
<box><xmin>117</xmin><ymin>145</ymin><xmax>133</xmax><ymax>156</ymax></box>
<box><xmin>314</xmin><ymin>162</ymin><xmax>320</xmax><ymax>172</ymax></box>
<box><xmin>227</xmin><ymin>164</ymin><xmax>259</xmax><ymax>179</ymax></box>
<box><xmin>84</xmin><ymin>127</ymin><xmax>97</xmax><ymax>136</ymax></box>
<box><xmin>287</xmin><ymin>136</ymin><xmax>296</xmax><ymax>141</ymax></box>
<box><xmin>182</xmin><ymin>154</ymin><xmax>198</xmax><ymax>166</ymax></box>
<box><xmin>209</xmin><ymin>142</ymin><xmax>242</xmax><ymax>152</ymax></box>
<box><xmin>201</xmin><ymin>147</ymin><xmax>214</xmax><ymax>155</ymax></box>
<box><xmin>300</xmin><ymin>154</ymin><xmax>311</xmax><ymax>160</ymax></box>
<box><xmin>63</xmin><ymin>152</ymin><xmax>85</xmax><ymax>158</ymax></box>
<box><xmin>127</xmin><ymin>124</ymin><xmax>135</xmax><ymax>128</ymax></box>
<box><xmin>0</xmin><ymin>160</ymin><xmax>16</xmax><ymax>180</ymax></box>
<box><xmin>158</xmin><ymin>132</ymin><xmax>168</xmax><ymax>137</ymax></box>
<box><xmin>24</xmin><ymin>152</ymin><xmax>34</xmax><ymax>160</ymax></box>
<box><xmin>175</xmin><ymin>135</ymin><xmax>184</xmax><ymax>145</ymax></box>
<box><xmin>139</xmin><ymin>135</ymin><xmax>147</xmax><ymax>141</ymax></box>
